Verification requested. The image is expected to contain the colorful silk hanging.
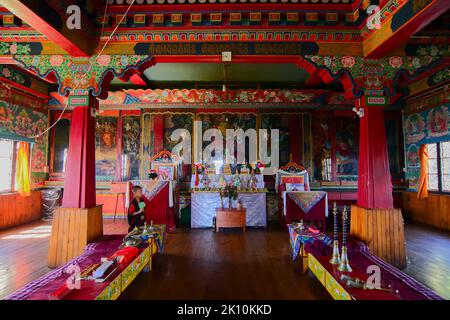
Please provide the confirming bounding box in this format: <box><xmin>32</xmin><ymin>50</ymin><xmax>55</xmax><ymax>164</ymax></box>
<box><xmin>15</xmin><ymin>141</ymin><xmax>31</xmax><ymax>197</ymax></box>
<box><xmin>417</xmin><ymin>144</ymin><xmax>429</xmax><ymax>199</ymax></box>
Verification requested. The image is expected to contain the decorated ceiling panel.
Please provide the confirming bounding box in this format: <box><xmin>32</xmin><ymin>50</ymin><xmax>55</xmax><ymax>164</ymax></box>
<box><xmin>105</xmin><ymin>0</ymin><xmax>355</xmax><ymax>4</ymax></box>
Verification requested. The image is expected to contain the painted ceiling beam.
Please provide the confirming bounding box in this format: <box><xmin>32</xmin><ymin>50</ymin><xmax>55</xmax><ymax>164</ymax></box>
<box><xmin>0</xmin><ymin>0</ymin><xmax>100</xmax><ymax>57</ymax></box>
<box><xmin>106</xmin><ymin>3</ymin><xmax>356</xmax><ymax>14</ymax></box>
<box><xmin>364</xmin><ymin>0</ymin><xmax>449</xmax><ymax>58</ymax></box>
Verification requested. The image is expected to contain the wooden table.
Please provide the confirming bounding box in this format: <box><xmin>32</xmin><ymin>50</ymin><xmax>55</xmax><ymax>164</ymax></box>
<box><xmin>216</xmin><ymin>208</ymin><xmax>246</xmax><ymax>232</ymax></box>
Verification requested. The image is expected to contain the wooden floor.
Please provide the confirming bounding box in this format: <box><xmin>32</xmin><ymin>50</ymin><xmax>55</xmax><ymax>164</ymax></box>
<box><xmin>0</xmin><ymin>219</ymin><xmax>127</xmax><ymax>299</ymax></box>
<box><xmin>0</xmin><ymin>219</ymin><xmax>449</xmax><ymax>300</ymax></box>
<box><xmin>121</xmin><ymin>224</ymin><xmax>330</xmax><ymax>300</ymax></box>
<box><xmin>402</xmin><ymin>223</ymin><xmax>450</xmax><ymax>299</ymax></box>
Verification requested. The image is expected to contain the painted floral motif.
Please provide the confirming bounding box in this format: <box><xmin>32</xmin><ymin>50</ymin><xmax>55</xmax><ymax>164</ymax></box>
<box><xmin>49</xmin><ymin>55</ymin><xmax>64</xmax><ymax>67</ymax></box>
<box><xmin>96</xmin><ymin>55</ymin><xmax>111</xmax><ymax>67</ymax></box>
<box><xmin>305</xmin><ymin>55</ymin><xmax>440</xmax><ymax>90</ymax></box>
<box><xmin>415</xmin><ymin>45</ymin><xmax>450</xmax><ymax>57</ymax></box>
<box><xmin>102</xmin><ymin>89</ymin><xmax>320</xmax><ymax>106</ymax></box>
<box><xmin>429</xmin><ymin>67</ymin><xmax>450</xmax><ymax>85</ymax></box>
<box><xmin>0</xmin><ymin>42</ymin><xmax>31</xmax><ymax>55</ymax></box>
<box><xmin>0</xmin><ymin>66</ymin><xmax>29</xmax><ymax>85</ymax></box>
<box><xmin>388</xmin><ymin>56</ymin><xmax>403</xmax><ymax>68</ymax></box>
<box><xmin>14</xmin><ymin>54</ymin><xmax>151</xmax><ymax>97</ymax></box>
<box><xmin>340</xmin><ymin>56</ymin><xmax>356</xmax><ymax>68</ymax></box>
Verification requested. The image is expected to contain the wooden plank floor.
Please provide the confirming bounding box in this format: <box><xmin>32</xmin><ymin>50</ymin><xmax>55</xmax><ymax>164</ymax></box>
<box><xmin>0</xmin><ymin>218</ymin><xmax>128</xmax><ymax>299</ymax></box>
<box><xmin>0</xmin><ymin>219</ymin><xmax>449</xmax><ymax>299</ymax></box>
<box><xmin>120</xmin><ymin>224</ymin><xmax>330</xmax><ymax>300</ymax></box>
<box><xmin>402</xmin><ymin>223</ymin><xmax>450</xmax><ymax>299</ymax></box>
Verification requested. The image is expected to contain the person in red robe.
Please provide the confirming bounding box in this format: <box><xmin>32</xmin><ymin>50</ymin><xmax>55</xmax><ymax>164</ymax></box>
<box><xmin>128</xmin><ymin>185</ymin><xmax>146</xmax><ymax>232</ymax></box>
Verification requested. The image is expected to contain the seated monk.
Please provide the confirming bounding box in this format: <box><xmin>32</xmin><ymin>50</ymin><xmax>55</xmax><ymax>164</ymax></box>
<box><xmin>127</xmin><ymin>185</ymin><xmax>146</xmax><ymax>232</ymax></box>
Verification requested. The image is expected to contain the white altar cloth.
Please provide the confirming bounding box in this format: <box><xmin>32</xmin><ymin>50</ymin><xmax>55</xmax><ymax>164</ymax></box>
<box><xmin>191</xmin><ymin>191</ymin><xmax>267</xmax><ymax>228</ymax></box>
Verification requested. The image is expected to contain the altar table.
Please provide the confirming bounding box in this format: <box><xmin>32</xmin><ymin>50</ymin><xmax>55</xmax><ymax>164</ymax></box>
<box><xmin>191</xmin><ymin>191</ymin><xmax>266</xmax><ymax>228</ymax></box>
<box><xmin>280</xmin><ymin>191</ymin><xmax>328</xmax><ymax>230</ymax></box>
<box><xmin>5</xmin><ymin>230</ymin><xmax>164</xmax><ymax>300</ymax></box>
<box><xmin>287</xmin><ymin>224</ymin><xmax>443</xmax><ymax>300</ymax></box>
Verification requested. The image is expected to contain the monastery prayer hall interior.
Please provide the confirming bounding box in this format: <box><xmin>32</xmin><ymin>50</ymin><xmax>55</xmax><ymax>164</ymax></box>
<box><xmin>0</xmin><ymin>0</ymin><xmax>449</xmax><ymax>303</ymax></box>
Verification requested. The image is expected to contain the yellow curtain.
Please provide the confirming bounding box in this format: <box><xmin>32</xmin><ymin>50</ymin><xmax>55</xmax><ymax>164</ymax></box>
<box><xmin>15</xmin><ymin>141</ymin><xmax>31</xmax><ymax>197</ymax></box>
<box><xmin>417</xmin><ymin>144</ymin><xmax>429</xmax><ymax>199</ymax></box>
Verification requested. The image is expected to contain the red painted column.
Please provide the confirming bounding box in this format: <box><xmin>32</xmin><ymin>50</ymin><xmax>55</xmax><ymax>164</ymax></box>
<box><xmin>153</xmin><ymin>114</ymin><xmax>164</xmax><ymax>154</ymax></box>
<box><xmin>357</xmin><ymin>98</ymin><xmax>394</xmax><ymax>209</ymax></box>
<box><xmin>62</xmin><ymin>96</ymin><xmax>97</xmax><ymax>209</ymax></box>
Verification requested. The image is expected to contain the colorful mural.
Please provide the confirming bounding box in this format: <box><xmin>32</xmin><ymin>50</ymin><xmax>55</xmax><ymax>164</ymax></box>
<box><xmin>163</xmin><ymin>114</ymin><xmax>193</xmax><ymax>151</ymax></box>
<box><xmin>312</xmin><ymin>114</ymin><xmax>332</xmax><ymax>181</ymax></box>
<box><xmin>95</xmin><ymin>117</ymin><xmax>118</xmax><ymax>181</ymax></box>
<box><xmin>14</xmin><ymin>54</ymin><xmax>151</xmax><ymax>97</ymax></box>
<box><xmin>141</xmin><ymin>113</ymin><xmax>154</xmax><ymax>179</ymax></box>
<box><xmin>260</xmin><ymin>114</ymin><xmax>290</xmax><ymax>167</ymax></box>
<box><xmin>305</xmin><ymin>54</ymin><xmax>440</xmax><ymax>94</ymax></box>
<box><xmin>122</xmin><ymin>115</ymin><xmax>141</xmax><ymax>180</ymax></box>
<box><xmin>404</xmin><ymin>103</ymin><xmax>450</xmax><ymax>190</ymax></box>
<box><xmin>311</xmin><ymin>114</ymin><xmax>359</xmax><ymax>181</ymax></box>
<box><xmin>101</xmin><ymin>89</ymin><xmax>325</xmax><ymax>107</ymax></box>
<box><xmin>335</xmin><ymin>117</ymin><xmax>359</xmax><ymax>180</ymax></box>
<box><xmin>0</xmin><ymin>66</ymin><xmax>31</xmax><ymax>87</ymax></box>
<box><xmin>197</xmin><ymin>113</ymin><xmax>257</xmax><ymax>164</ymax></box>
<box><xmin>0</xmin><ymin>100</ymin><xmax>49</xmax><ymax>187</ymax></box>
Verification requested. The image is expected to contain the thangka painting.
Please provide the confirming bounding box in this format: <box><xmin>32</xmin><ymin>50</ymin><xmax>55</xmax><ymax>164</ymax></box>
<box><xmin>403</xmin><ymin>103</ymin><xmax>450</xmax><ymax>190</ymax></box>
<box><xmin>95</xmin><ymin>116</ymin><xmax>117</xmax><ymax>181</ymax></box>
<box><xmin>197</xmin><ymin>113</ymin><xmax>257</xmax><ymax>164</ymax></box>
<box><xmin>312</xmin><ymin>114</ymin><xmax>332</xmax><ymax>181</ymax></box>
<box><xmin>163</xmin><ymin>114</ymin><xmax>193</xmax><ymax>151</ymax></box>
<box><xmin>335</xmin><ymin>117</ymin><xmax>359</xmax><ymax>180</ymax></box>
<box><xmin>260</xmin><ymin>114</ymin><xmax>290</xmax><ymax>167</ymax></box>
<box><xmin>141</xmin><ymin>113</ymin><xmax>154</xmax><ymax>179</ymax></box>
<box><xmin>122</xmin><ymin>115</ymin><xmax>141</xmax><ymax>180</ymax></box>
<box><xmin>0</xmin><ymin>100</ymin><xmax>49</xmax><ymax>186</ymax></box>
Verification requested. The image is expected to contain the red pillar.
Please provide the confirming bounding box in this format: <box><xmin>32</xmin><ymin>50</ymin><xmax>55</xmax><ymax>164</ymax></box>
<box><xmin>153</xmin><ymin>114</ymin><xmax>164</xmax><ymax>154</ymax></box>
<box><xmin>357</xmin><ymin>99</ymin><xmax>394</xmax><ymax>209</ymax></box>
<box><xmin>62</xmin><ymin>96</ymin><xmax>97</xmax><ymax>209</ymax></box>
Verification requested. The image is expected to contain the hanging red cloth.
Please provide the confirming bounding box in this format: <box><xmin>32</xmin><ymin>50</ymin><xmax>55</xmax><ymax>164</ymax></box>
<box><xmin>194</xmin><ymin>164</ymin><xmax>200</xmax><ymax>187</ymax></box>
<box><xmin>417</xmin><ymin>144</ymin><xmax>429</xmax><ymax>199</ymax></box>
<box><xmin>15</xmin><ymin>141</ymin><xmax>31</xmax><ymax>197</ymax></box>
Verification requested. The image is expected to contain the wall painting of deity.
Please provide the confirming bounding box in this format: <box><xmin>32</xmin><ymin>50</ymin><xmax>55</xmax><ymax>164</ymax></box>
<box><xmin>122</xmin><ymin>115</ymin><xmax>141</xmax><ymax>180</ymax></box>
<box><xmin>95</xmin><ymin>117</ymin><xmax>118</xmax><ymax>181</ymax></box>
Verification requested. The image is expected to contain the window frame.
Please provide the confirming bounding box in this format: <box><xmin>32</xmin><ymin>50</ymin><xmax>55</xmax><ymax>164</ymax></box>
<box><xmin>439</xmin><ymin>140</ymin><xmax>450</xmax><ymax>193</ymax></box>
<box><xmin>0</xmin><ymin>139</ymin><xmax>18</xmax><ymax>194</ymax></box>
<box><xmin>425</xmin><ymin>140</ymin><xmax>450</xmax><ymax>195</ymax></box>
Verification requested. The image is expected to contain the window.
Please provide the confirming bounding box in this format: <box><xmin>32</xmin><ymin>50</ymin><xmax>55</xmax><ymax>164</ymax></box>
<box><xmin>426</xmin><ymin>141</ymin><xmax>450</xmax><ymax>193</ymax></box>
<box><xmin>321</xmin><ymin>158</ymin><xmax>332</xmax><ymax>181</ymax></box>
<box><xmin>440</xmin><ymin>141</ymin><xmax>450</xmax><ymax>192</ymax></box>
<box><xmin>427</xmin><ymin>143</ymin><xmax>439</xmax><ymax>191</ymax></box>
<box><xmin>0</xmin><ymin>139</ymin><xmax>15</xmax><ymax>193</ymax></box>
